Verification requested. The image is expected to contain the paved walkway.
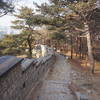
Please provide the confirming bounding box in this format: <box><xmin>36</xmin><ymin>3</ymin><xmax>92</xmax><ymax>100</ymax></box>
<box><xmin>28</xmin><ymin>54</ymin><xmax>76</xmax><ymax>100</ymax></box>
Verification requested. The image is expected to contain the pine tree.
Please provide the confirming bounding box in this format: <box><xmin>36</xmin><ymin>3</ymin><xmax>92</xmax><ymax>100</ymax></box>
<box><xmin>34</xmin><ymin>0</ymin><xmax>98</xmax><ymax>73</ymax></box>
<box><xmin>11</xmin><ymin>7</ymin><xmax>41</xmax><ymax>58</ymax></box>
<box><xmin>0</xmin><ymin>0</ymin><xmax>14</xmax><ymax>17</ymax></box>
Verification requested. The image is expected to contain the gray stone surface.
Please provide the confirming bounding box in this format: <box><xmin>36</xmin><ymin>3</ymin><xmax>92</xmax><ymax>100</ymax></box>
<box><xmin>21</xmin><ymin>59</ymin><xmax>36</xmax><ymax>71</ymax></box>
<box><xmin>0</xmin><ymin>56</ymin><xmax>23</xmax><ymax>77</ymax></box>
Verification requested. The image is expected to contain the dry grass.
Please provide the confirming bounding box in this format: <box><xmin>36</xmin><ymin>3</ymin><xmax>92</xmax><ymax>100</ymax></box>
<box><xmin>17</xmin><ymin>55</ymin><xmax>27</xmax><ymax>58</ymax></box>
<box><xmin>64</xmin><ymin>51</ymin><xmax>100</xmax><ymax>73</ymax></box>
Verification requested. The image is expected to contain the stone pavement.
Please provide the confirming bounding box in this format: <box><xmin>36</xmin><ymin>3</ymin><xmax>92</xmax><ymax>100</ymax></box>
<box><xmin>27</xmin><ymin>54</ymin><xmax>76</xmax><ymax>100</ymax></box>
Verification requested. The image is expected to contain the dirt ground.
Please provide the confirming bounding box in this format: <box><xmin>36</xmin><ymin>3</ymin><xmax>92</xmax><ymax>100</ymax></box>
<box><xmin>69</xmin><ymin>59</ymin><xmax>100</xmax><ymax>100</ymax></box>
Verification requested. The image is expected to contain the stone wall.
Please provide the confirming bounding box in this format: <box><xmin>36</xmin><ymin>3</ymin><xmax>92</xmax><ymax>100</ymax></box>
<box><xmin>0</xmin><ymin>54</ymin><xmax>55</xmax><ymax>100</ymax></box>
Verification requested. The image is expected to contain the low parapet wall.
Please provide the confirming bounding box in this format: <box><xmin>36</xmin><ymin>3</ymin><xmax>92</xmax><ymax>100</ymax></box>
<box><xmin>0</xmin><ymin>54</ymin><xmax>55</xmax><ymax>100</ymax></box>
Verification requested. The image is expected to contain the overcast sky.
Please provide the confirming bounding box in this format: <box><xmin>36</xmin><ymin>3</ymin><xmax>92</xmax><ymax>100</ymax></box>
<box><xmin>0</xmin><ymin>0</ymin><xmax>49</xmax><ymax>27</ymax></box>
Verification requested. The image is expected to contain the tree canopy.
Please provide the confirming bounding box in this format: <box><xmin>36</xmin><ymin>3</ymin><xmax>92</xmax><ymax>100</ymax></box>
<box><xmin>0</xmin><ymin>0</ymin><xmax>15</xmax><ymax>17</ymax></box>
<box><xmin>33</xmin><ymin>0</ymin><xmax>100</xmax><ymax>73</ymax></box>
<box><xmin>11</xmin><ymin>7</ymin><xmax>42</xmax><ymax>58</ymax></box>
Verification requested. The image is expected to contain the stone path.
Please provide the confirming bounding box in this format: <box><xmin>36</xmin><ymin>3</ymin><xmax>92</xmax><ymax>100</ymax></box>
<box><xmin>27</xmin><ymin>54</ymin><xmax>76</xmax><ymax>100</ymax></box>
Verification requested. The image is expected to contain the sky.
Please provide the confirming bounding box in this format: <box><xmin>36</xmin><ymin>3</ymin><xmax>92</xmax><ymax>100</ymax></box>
<box><xmin>0</xmin><ymin>0</ymin><xmax>100</xmax><ymax>28</ymax></box>
<box><xmin>0</xmin><ymin>0</ymin><xmax>49</xmax><ymax>28</ymax></box>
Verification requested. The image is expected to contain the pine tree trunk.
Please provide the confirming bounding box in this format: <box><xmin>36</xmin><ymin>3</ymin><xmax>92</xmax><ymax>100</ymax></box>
<box><xmin>27</xmin><ymin>40</ymin><xmax>32</xmax><ymax>58</ymax></box>
<box><xmin>76</xmin><ymin>37</ymin><xmax>78</xmax><ymax>57</ymax></box>
<box><xmin>79</xmin><ymin>36</ymin><xmax>82</xmax><ymax>59</ymax></box>
<box><xmin>27</xmin><ymin>35</ymin><xmax>32</xmax><ymax>58</ymax></box>
<box><xmin>84</xmin><ymin>22</ymin><xmax>95</xmax><ymax>73</ymax></box>
<box><xmin>70</xmin><ymin>35</ymin><xmax>73</xmax><ymax>59</ymax></box>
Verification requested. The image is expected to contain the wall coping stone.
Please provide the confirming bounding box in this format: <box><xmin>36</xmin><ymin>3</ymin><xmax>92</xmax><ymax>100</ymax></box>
<box><xmin>0</xmin><ymin>54</ymin><xmax>54</xmax><ymax>77</ymax></box>
<box><xmin>0</xmin><ymin>56</ymin><xmax>23</xmax><ymax>77</ymax></box>
<box><xmin>21</xmin><ymin>58</ymin><xmax>37</xmax><ymax>71</ymax></box>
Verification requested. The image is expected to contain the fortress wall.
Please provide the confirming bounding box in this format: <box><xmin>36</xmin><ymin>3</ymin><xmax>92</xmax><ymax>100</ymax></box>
<box><xmin>0</xmin><ymin>54</ymin><xmax>55</xmax><ymax>100</ymax></box>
